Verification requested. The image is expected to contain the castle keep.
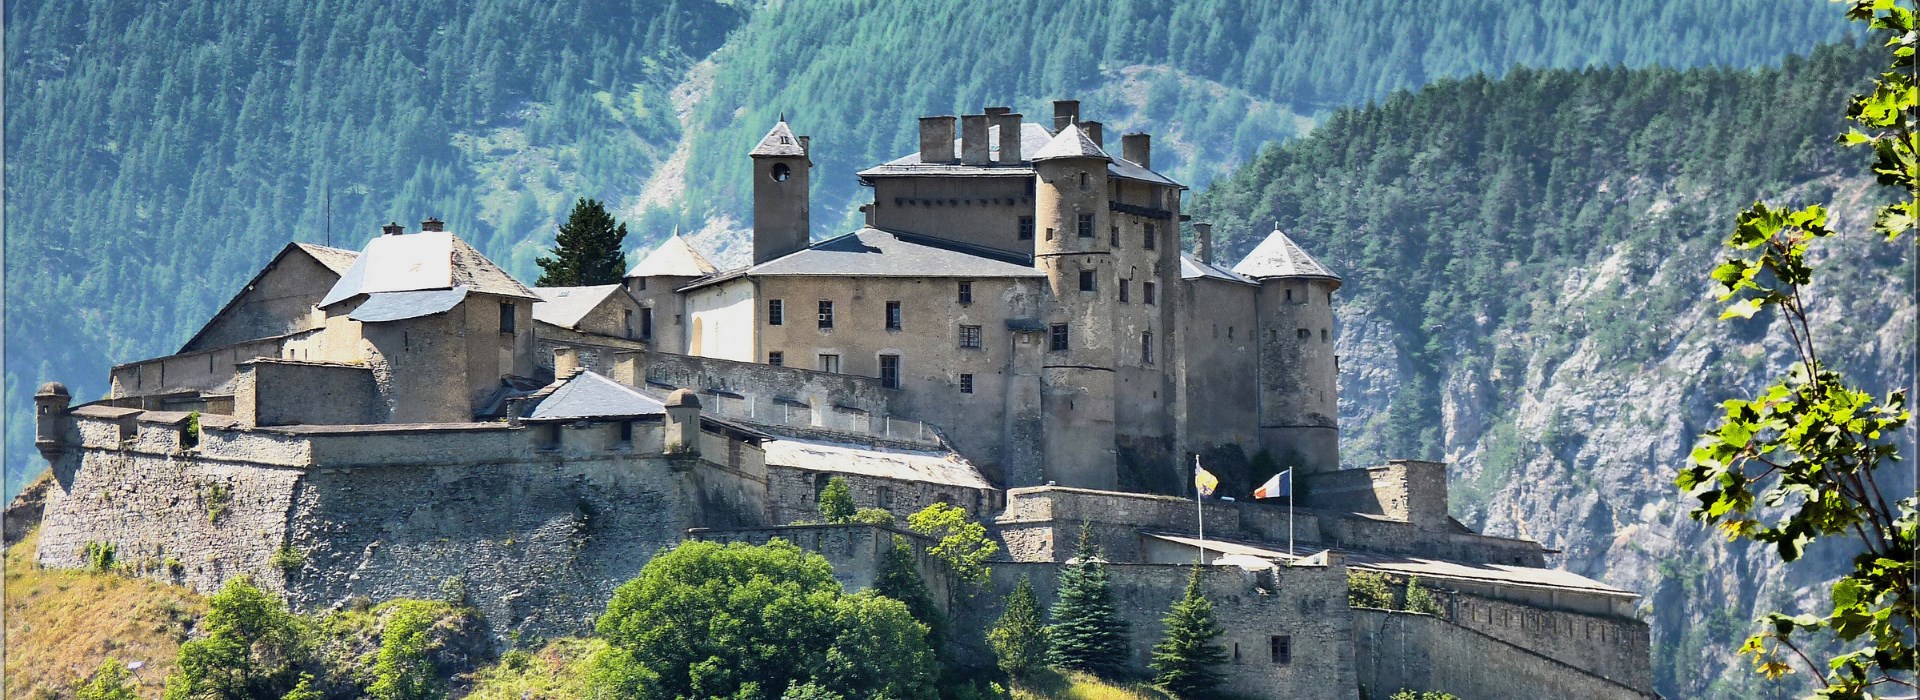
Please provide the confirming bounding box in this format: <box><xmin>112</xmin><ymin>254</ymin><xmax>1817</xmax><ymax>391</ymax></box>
<box><xmin>31</xmin><ymin>102</ymin><xmax>1655</xmax><ymax>699</ymax></box>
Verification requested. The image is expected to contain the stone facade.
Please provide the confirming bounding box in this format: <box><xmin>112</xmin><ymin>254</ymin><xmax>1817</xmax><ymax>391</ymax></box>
<box><xmin>1351</xmin><ymin>609</ymin><xmax>1657</xmax><ymax>700</ymax></box>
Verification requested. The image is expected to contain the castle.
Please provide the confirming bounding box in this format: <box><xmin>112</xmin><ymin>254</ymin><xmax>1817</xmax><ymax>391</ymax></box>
<box><xmin>28</xmin><ymin>101</ymin><xmax>1655</xmax><ymax>699</ymax></box>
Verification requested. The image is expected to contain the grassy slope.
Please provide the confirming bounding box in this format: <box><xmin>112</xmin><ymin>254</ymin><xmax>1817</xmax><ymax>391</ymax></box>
<box><xmin>3</xmin><ymin>528</ymin><xmax>205</xmax><ymax>699</ymax></box>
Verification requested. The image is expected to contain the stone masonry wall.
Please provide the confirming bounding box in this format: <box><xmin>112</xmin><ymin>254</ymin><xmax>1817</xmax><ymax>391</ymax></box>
<box><xmin>1446</xmin><ymin>591</ymin><xmax>1652</xmax><ymax>690</ymax></box>
<box><xmin>766</xmin><ymin>464</ymin><xmax>991</xmax><ymax>526</ymax></box>
<box><xmin>1351</xmin><ymin>609</ymin><xmax>1657</xmax><ymax>700</ymax></box>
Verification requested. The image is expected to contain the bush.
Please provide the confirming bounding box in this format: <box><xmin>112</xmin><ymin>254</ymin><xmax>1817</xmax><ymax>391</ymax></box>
<box><xmin>1404</xmin><ymin>577</ymin><xmax>1444</xmax><ymax>615</ymax></box>
<box><xmin>163</xmin><ymin>576</ymin><xmax>313</xmax><ymax>700</ymax></box>
<box><xmin>270</xmin><ymin>546</ymin><xmax>306</xmax><ymax>578</ymax></box>
<box><xmin>1348</xmin><ymin>570</ymin><xmax>1396</xmax><ymax>609</ymax></box>
<box><xmin>369</xmin><ymin>600</ymin><xmax>444</xmax><ymax>700</ymax></box>
<box><xmin>81</xmin><ymin>541</ymin><xmax>116</xmax><ymax>572</ymax></box>
<box><xmin>818</xmin><ymin>477</ymin><xmax>856</xmax><ymax>524</ymax></box>
<box><xmin>76</xmin><ymin>659</ymin><xmax>137</xmax><ymax>700</ymax></box>
<box><xmin>1389</xmin><ymin>690</ymin><xmax>1460</xmax><ymax>700</ymax></box>
<box><xmin>850</xmin><ymin>507</ymin><xmax>895</xmax><ymax>526</ymax></box>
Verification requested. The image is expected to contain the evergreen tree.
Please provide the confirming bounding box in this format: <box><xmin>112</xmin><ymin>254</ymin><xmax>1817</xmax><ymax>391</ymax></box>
<box><xmin>988</xmin><ymin>575</ymin><xmax>1049</xmax><ymax>683</ymax></box>
<box><xmin>817</xmin><ymin>476</ymin><xmax>856</xmax><ymax>524</ymax></box>
<box><xmin>1046</xmin><ymin>528</ymin><xmax>1129</xmax><ymax>677</ymax></box>
<box><xmin>874</xmin><ymin>535</ymin><xmax>944</xmax><ymax>642</ymax></box>
<box><xmin>535</xmin><ymin>198</ymin><xmax>629</xmax><ymax>287</ymax></box>
<box><xmin>1150</xmin><ymin>567</ymin><xmax>1228</xmax><ymax>698</ymax></box>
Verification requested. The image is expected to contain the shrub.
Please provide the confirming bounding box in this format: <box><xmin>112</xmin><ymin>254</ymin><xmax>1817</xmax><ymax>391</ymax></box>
<box><xmin>76</xmin><ymin>659</ymin><xmax>137</xmax><ymax>700</ymax></box>
<box><xmin>1348</xmin><ymin>570</ymin><xmax>1396</xmax><ymax>609</ymax></box>
<box><xmin>1404</xmin><ymin>576</ymin><xmax>1444</xmax><ymax>615</ymax></box>
<box><xmin>849</xmin><ymin>507</ymin><xmax>895</xmax><ymax>526</ymax></box>
<box><xmin>1389</xmin><ymin>690</ymin><xmax>1460</xmax><ymax>700</ymax></box>
<box><xmin>201</xmin><ymin>482</ymin><xmax>232</xmax><ymax>524</ymax></box>
<box><xmin>368</xmin><ymin>600</ymin><xmax>444</xmax><ymax>700</ymax></box>
<box><xmin>81</xmin><ymin>541</ymin><xmax>116</xmax><ymax>572</ymax></box>
<box><xmin>818</xmin><ymin>477</ymin><xmax>856</xmax><ymax>523</ymax></box>
<box><xmin>270</xmin><ymin>546</ymin><xmax>306</xmax><ymax>579</ymax></box>
<box><xmin>163</xmin><ymin>576</ymin><xmax>312</xmax><ymax>700</ymax></box>
<box><xmin>437</xmin><ymin>575</ymin><xmax>469</xmax><ymax>606</ymax></box>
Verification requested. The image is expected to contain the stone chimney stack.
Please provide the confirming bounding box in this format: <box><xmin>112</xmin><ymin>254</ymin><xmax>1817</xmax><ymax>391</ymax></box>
<box><xmin>420</xmin><ymin>217</ymin><xmax>445</xmax><ymax>232</ymax></box>
<box><xmin>1195</xmin><ymin>222</ymin><xmax>1214</xmax><ymax>265</ymax></box>
<box><xmin>961</xmin><ymin>114</ymin><xmax>990</xmax><ymax>164</ymax></box>
<box><xmin>610</xmin><ymin>350</ymin><xmax>646</xmax><ymax>386</ymax></box>
<box><xmin>993</xmin><ymin>111</ymin><xmax>1023</xmax><ymax>163</ymax></box>
<box><xmin>34</xmin><ymin>382</ymin><xmax>71</xmax><ymax>463</ymax></box>
<box><xmin>919</xmin><ymin>116</ymin><xmax>957</xmax><ymax>163</ymax></box>
<box><xmin>798</xmin><ymin>135</ymin><xmax>810</xmax><ymax>157</ymax></box>
<box><xmin>382</xmin><ymin>222</ymin><xmax>405</xmax><ymax>236</ymax></box>
<box><xmin>1052</xmin><ymin>100</ymin><xmax>1080</xmax><ymax>133</ymax></box>
<box><xmin>1121</xmin><ymin>133</ymin><xmax>1151</xmax><ymax>169</ymax></box>
<box><xmin>552</xmin><ymin>347</ymin><xmax>580</xmax><ymax>378</ymax></box>
<box><xmin>1081</xmin><ymin>121</ymin><xmax>1104</xmax><ymax>149</ymax></box>
<box><xmin>664</xmin><ymin>389</ymin><xmax>701</xmax><ymax>455</ymax></box>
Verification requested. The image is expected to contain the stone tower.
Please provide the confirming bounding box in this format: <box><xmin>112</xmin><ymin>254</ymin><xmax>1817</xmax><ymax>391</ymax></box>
<box><xmin>1031</xmin><ymin>123</ymin><xmax>1120</xmax><ymax>489</ymax></box>
<box><xmin>1234</xmin><ymin>225</ymin><xmax>1342</xmax><ymax>475</ymax></box>
<box><xmin>750</xmin><ymin>119</ymin><xmax>810</xmax><ymax>264</ymax></box>
<box><xmin>34</xmin><ymin>381</ymin><xmax>71</xmax><ymax>463</ymax></box>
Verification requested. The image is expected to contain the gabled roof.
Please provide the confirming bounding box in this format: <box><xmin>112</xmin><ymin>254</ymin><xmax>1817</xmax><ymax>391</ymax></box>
<box><xmin>762</xmin><ymin>436</ymin><xmax>994</xmax><ymax>490</ymax></box>
<box><xmin>295</xmin><ymin>243</ymin><xmax>361</xmax><ymax>274</ymax></box>
<box><xmin>626</xmin><ymin>234</ymin><xmax>718</xmax><ymax>278</ymax></box>
<box><xmin>180</xmin><ymin>242</ymin><xmax>360</xmax><ymax>353</ymax></box>
<box><xmin>532</xmin><ymin>284</ymin><xmax>627</xmax><ymax>329</ymax></box>
<box><xmin>526</xmin><ymin>371</ymin><xmax>666</xmax><ymax>421</ymax></box>
<box><xmin>1231</xmin><ymin>226</ymin><xmax>1341</xmax><ymax>283</ymax></box>
<box><xmin>750</xmin><ymin>121</ymin><xmax>806</xmax><ymax>157</ymax></box>
<box><xmin>1180</xmin><ymin>253</ymin><xmax>1258</xmax><ymax>286</ymax></box>
<box><xmin>1031</xmin><ymin>122</ymin><xmax>1111</xmax><ymax>162</ymax></box>
<box><xmin>348</xmin><ymin>286</ymin><xmax>469</xmax><ymax>323</ymax></box>
<box><xmin>321</xmin><ymin>231</ymin><xmax>537</xmax><ymax>307</ymax></box>
<box><xmin>857</xmin><ymin>122</ymin><xmax>1180</xmax><ymax>187</ymax></box>
<box><xmin>678</xmin><ymin>227</ymin><xmax>1044</xmax><ymax>292</ymax></box>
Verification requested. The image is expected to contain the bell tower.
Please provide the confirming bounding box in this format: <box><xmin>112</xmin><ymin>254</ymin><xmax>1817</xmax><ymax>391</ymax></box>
<box><xmin>751</xmin><ymin>119</ymin><xmax>811</xmax><ymax>264</ymax></box>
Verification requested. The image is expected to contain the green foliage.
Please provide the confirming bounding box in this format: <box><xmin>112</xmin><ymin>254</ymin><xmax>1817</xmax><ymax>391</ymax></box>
<box><xmin>535</xmin><ymin>197</ymin><xmax>629</xmax><ymax>286</ymax></box>
<box><xmin>1389</xmin><ymin>691</ymin><xmax>1460</xmax><ymax>700</ymax></box>
<box><xmin>184</xmin><ymin>411</ymin><xmax>201</xmax><ymax>448</ymax></box>
<box><xmin>280</xmin><ymin>675</ymin><xmax>322</xmax><ymax>700</ymax></box>
<box><xmin>81</xmin><ymin>541</ymin><xmax>116</xmax><ymax>572</ymax></box>
<box><xmin>1677</xmin><ymin>4</ymin><xmax>1917</xmax><ymax>697</ymax></box>
<box><xmin>990</xmin><ymin>576</ymin><xmax>1051</xmax><ymax>682</ymax></box>
<box><xmin>1348</xmin><ymin>570</ymin><xmax>1396</xmax><ymax>609</ymax></box>
<box><xmin>76</xmin><ymin>659</ymin><xmax>138</xmax><ymax>700</ymax></box>
<box><xmin>1047</xmin><ymin>528</ymin><xmax>1130</xmax><ymax>678</ymax></box>
<box><xmin>1403</xmin><ymin>577</ymin><xmax>1444</xmax><ymax>616</ymax></box>
<box><xmin>163</xmin><ymin>577</ymin><xmax>313</xmax><ymax>700</ymax></box>
<box><xmin>270</xmin><ymin>546</ymin><xmax>306</xmax><ymax>579</ymax></box>
<box><xmin>368</xmin><ymin>600</ymin><xmax>445</xmax><ymax>700</ymax></box>
<box><xmin>818</xmin><ymin>477</ymin><xmax>857</xmax><ymax>524</ymax></box>
<box><xmin>201</xmin><ymin>482</ymin><xmax>232</xmax><ymax>525</ymax></box>
<box><xmin>874</xmin><ymin>536</ymin><xmax>944</xmax><ymax>641</ymax></box>
<box><xmin>907</xmin><ymin>502</ymin><xmax>999</xmax><ymax>592</ymax></box>
<box><xmin>437</xmin><ymin>575</ymin><xmax>469</xmax><ymax>607</ymax></box>
<box><xmin>850</xmin><ymin>507</ymin><xmax>896</xmax><ymax>527</ymax></box>
<box><xmin>590</xmin><ymin>539</ymin><xmax>937</xmax><ymax>700</ymax></box>
<box><xmin>1149</xmin><ymin>568</ymin><xmax>1228</xmax><ymax>698</ymax></box>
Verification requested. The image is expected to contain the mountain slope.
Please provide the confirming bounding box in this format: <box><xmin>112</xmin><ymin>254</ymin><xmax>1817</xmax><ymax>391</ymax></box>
<box><xmin>1188</xmin><ymin>43</ymin><xmax>1914</xmax><ymax>699</ymax></box>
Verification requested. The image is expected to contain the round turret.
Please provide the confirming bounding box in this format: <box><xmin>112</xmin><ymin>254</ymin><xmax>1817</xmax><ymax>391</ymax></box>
<box><xmin>35</xmin><ymin>381</ymin><xmax>73</xmax><ymax>463</ymax></box>
<box><xmin>1029</xmin><ymin>123</ymin><xmax>1121</xmax><ymax>490</ymax></box>
<box><xmin>36</xmin><ymin>381</ymin><xmax>70</xmax><ymax>398</ymax></box>
<box><xmin>664</xmin><ymin>388</ymin><xmax>701</xmax><ymax>409</ymax></box>
<box><xmin>1233</xmin><ymin>226</ymin><xmax>1342</xmax><ymax>474</ymax></box>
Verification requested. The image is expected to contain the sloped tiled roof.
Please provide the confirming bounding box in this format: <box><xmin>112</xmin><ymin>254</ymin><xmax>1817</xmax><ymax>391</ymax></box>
<box><xmin>294</xmin><ymin>243</ymin><xmax>360</xmax><ymax>274</ymax></box>
<box><xmin>180</xmin><ymin>242</ymin><xmax>361</xmax><ymax>352</ymax></box>
<box><xmin>679</xmin><ymin>227</ymin><xmax>1043</xmax><ymax>292</ymax></box>
<box><xmin>1031</xmin><ymin>122</ymin><xmax>1111</xmax><ymax>161</ymax></box>
<box><xmin>532</xmin><ymin>284</ymin><xmax>626</xmax><ymax>329</ymax></box>
<box><xmin>762</xmin><ymin>436</ymin><xmax>994</xmax><ymax>490</ymax></box>
<box><xmin>1180</xmin><ymin>253</ymin><xmax>1258</xmax><ymax>286</ymax></box>
<box><xmin>321</xmin><ymin>231</ymin><xmax>536</xmax><ymax>307</ymax></box>
<box><xmin>1231</xmin><ymin>226</ymin><xmax>1341</xmax><ymax>283</ymax></box>
<box><xmin>526</xmin><ymin>371</ymin><xmax>666</xmax><ymax>421</ymax></box>
<box><xmin>858</xmin><ymin>122</ymin><xmax>1180</xmax><ymax>187</ymax></box>
<box><xmin>626</xmin><ymin>234</ymin><xmax>718</xmax><ymax>278</ymax></box>
<box><xmin>749</xmin><ymin>121</ymin><xmax>806</xmax><ymax>157</ymax></box>
<box><xmin>348</xmin><ymin>287</ymin><xmax>469</xmax><ymax>322</ymax></box>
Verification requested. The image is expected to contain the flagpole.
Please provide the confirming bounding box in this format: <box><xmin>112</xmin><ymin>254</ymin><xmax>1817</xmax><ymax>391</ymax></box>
<box><xmin>1288</xmin><ymin>467</ymin><xmax>1295</xmax><ymax>558</ymax></box>
<box><xmin>1194</xmin><ymin>455</ymin><xmax>1205</xmax><ymax>561</ymax></box>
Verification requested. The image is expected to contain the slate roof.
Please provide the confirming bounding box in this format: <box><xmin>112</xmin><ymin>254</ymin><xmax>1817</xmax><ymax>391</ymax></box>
<box><xmin>348</xmin><ymin>286</ymin><xmax>469</xmax><ymax>323</ymax></box>
<box><xmin>626</xmin><ymin>234</ymin><xmax>719</xmax><ymax>278</ymax></box>
<box><xmin>858</xmin><ymin>122</ymin><xmax>1180</xmax><ymax>187</ymax></box>
<box><xmin>1180</xmin><ymin>252</ymin><xmax>1258</xmax><ymax>286</ymax></box>
<box><xmin>1231</xmin><ymin>226</ymin><xmax>1340</xmax><ymax>282</ymax></box>
<box><xmin>761</xmin><ymin>436</ymin><xmax>994</xmax><ymax>490</ymax></box>
<box><xmin>526</xmin><ymin>371</ymin><xmax>667</xmax><ymax>421</ymax></box>
<box><xmin>532</xmin><ymin>284</ymin><xmax>626</xmax><ymax>329</ymax></box>
<box><xmin>749</xmin><ymin>121</ymin><xmax>807</xmax><ymax>157</ymax></box>
<box><xmin>1031</xmin><ymin>123</ymin><xmax>1111</xmax><ymax>161</ymax></box>
<box><xmin>321</xmin><ymin>231</ymin><xmax>537</xmax><ymax>307</ymax></box>
<box><xmin>1144</xmin><ymin>533</ymin><xmax>1637</xmax><ymax>598</ymax></box>
<box><xmin>679</xmin><ymin>227</ymin><xmax>1043</xmax><ymax>292</ymax></box>
<box><xmin>294</xmin><ymin>243</ymin><xmax>360</xmax><ymax>275</ymax></box>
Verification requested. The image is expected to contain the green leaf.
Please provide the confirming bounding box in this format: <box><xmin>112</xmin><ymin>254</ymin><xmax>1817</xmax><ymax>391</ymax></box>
<box><xmin>1722</xmin><ymin>298</ymin><xmax>1765</xmax><ymax>320</ymax></box>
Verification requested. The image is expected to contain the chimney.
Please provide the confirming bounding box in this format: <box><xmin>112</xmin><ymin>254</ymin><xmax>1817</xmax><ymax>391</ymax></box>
<box><xmin>420</xmin><ymin>217</ymin><xmax>445</xmax><ymax>232</ymax></box>
<box><xmin>610</xmin><ymin>350</ymin><xmax>646</xmax><ymax>386</ymax></box>
<box><xmin>1052</xmin><ymin>100</ymin><xmax>1080</xmax><ymax>133</ymax></box>
<box><xmin>552</xmin><ymin>347</ymin><xmax>580</xmax><ymax>378</ymax></box>
<box><xmin>861</xmin><ymin>203</ymin><xmax>876</xmax><ymax>227</ymax></box>
<box><xmin>381</xmin><ymin>221</ymin><xmax>405</xmax><ymax>236</ymax></box>
<box><xmin>1195</xmin><ymin>222</ymin><xmax>1214</xmax><ymax>265</ymax></box>
<box><xmin>984</xmin><ymin>106</ymin><xmax>1011</xmax><ymax>117</ymax></box>
<box><xmin>961</xmin><ymin>114</ymin><xmax>990</xmax><ymax>164</ymax></box>
<box><xmin>1122</xmin><ymin>133</ymin><xmax>1151</xmax><ymax>169</ymax></box>
<box><xmin>1081</xmin><ymin>121</ymin><xmax>1104</xmax><ymax>149</ymax></box>
<box><xmin>918</xmin><ymin>116</ymin><xmax>957</xmax><ymax>163</ymax></box>
<box><xmin>504</xmin><ymin>398</ymin><xmax>523</xmax><ymax>428</ymax></box>
<box><xmin>994</xmin><ymin>112</ymin><xmax>1024</xmax><ymax>163</ymax></box>
<box><xmin>798</xmin><ymin>135</ymin><xmax>810</xmax><ymax>157</ymax></box>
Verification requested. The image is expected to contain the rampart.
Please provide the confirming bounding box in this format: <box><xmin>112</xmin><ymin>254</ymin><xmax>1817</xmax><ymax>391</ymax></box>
<box><xmin>1351</xmin><ymin>609</ymin><xmax>1658</xmax><ymax>700</ymax></box>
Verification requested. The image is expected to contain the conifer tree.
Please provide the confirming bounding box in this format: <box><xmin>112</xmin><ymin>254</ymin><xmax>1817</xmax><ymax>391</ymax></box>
<box><xmin>1150</xmin><ymin>567</ymin><xmax>1228</xmax><ymax>697</ymax></box>
<box><xmin>817</xmin><ymin>476</ymin><xmax>856</xmax><ymax>524</ymax></box>
<box><xmin>1046</xmin><ymin>527</ymin><xmax>1129</xmax><ymax>677</ymax></box>
<box><xmin>874</xmin><ymin>535</ymin><xmax>944</xmax><ymax>641</ymax></box>
<box><xmin>535</xmin><ymin>197</ymin><xmax>629</xmax><ymax>286</ymax></box>
<box><xmin>989</xmin><ymin>575</ymin><xmax>1049</xmax><ymax>682</ymax></box>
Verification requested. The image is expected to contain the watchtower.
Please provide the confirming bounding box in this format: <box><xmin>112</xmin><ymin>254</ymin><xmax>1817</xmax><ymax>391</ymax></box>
<box><xmin>750</xmin><ymin>119</ymin><xmax>811</xmax><ymax>264</ymax></box>
<box><xmin>1031</xmin><ymin>123</ymin><xmax>1120</xmax><ymax>489</ymax></box>
<box><xmin>1233</xmin><ymin>225</ymin><xmax>1342</xmax><ymax>475</ymax></box>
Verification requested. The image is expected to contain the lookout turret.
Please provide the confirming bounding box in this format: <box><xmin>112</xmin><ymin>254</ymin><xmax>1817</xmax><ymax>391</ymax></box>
<box><xmin>35</xmin><ymin>381</ymin><xmax>72</xmax><ymax>462</ymax></box>
<box><xmin>750</xmin><ymin>119</ymin><xmax>811</xmax><ymax>264</ymax></box>
<box><xmin>1031</xmin><ymin>123</ymin><xmax>1120</xmax><ymax>489</ymax></box>
<box><xmin>1233</xmin><ymin>225</ymin><xmax>1342</xmax><ymax>475</ymax></box>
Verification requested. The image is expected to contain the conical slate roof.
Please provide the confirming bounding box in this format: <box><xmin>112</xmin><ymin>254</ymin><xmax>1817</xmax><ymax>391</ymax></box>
<box><xmin>1030</xmin><ymin>123</ymin><xmax>1110</xmax><ymax>162</ymax></box>
<box><xmin>626</xmin><ymin>234</ymin><xmax>718</xmax><ymax>278</ymax></box>
<box><xmin>749</xmin><ymin>120</ymin><xmax>806</xmax><ymax>157</ymax></box>
<box><xmin>1231</xmin><ymin>225</ymin><xmax>1340</xmax><ymax>284</ymax></box>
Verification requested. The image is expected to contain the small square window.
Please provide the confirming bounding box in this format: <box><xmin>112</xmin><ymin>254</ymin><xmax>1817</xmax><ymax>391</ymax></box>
<box><xmin>1297</xmin><ymin>328</ymin><xmax>1311</xmax><ymax>339</ymax></box>
<box><xmin>959</xmin><ymin>324</ymin><xmax>982</xmax><ymax>349</ymax></box>
<box><xmin>1144</xmin><ymin>282</ymin><xmax>1156</xmax><ymax>305</ymax></box>
<box><xmin>818</xmin><ymin>354</ymin><xmax>840</xmax><ymax>373</ymax></box>
<box><xmin>769</xmin><ymin>299</ymin><xmax>784</xmax><ymax>325</ymax></box>
<box><xmin>818</xmin><ymin>301</ymin><xmax>834</xmax><ymax>330</ymax></box>
<box><xmin>886</xmin><ymin>301</ymin><xmax>903</xmax><ymax>331</ymax></box>
<box><xmin>1270</xmin><ymin>635</ymin><xmax>1292</xmax><ymax>665</ymax></box>
<box><xmin>879</xmin><ymin>354</ymin><xmax>901</xmax><ymax>389</ymax></box>
<box><xmin>1079</xmin><ymin>270</ymin><xmax>1096</xmax><ymax>292</ymax></box>
<box><xmin>958</xmin><ymin>281</ymin><xmax>974</xmax><ymax>304</ymax></box>
<box><xmin>768</xmin><ymin>351</ymin><xmax>784</xmax><ymax>366</ymax></box>
<box><xmin>959</xmin><ymin>373</ymin><xmax>974</xmax><ymax>393</ymax></box>
<box><xmin>1077</xmin><ymin>213</ymin><xmax>1094</xmax><ymax>238</ymax></box>
<box><xmin>1017</xmin><ymin>216</ymin><xmax>1035</xmax><ymax>240</ymax></box>
<box><xmin>1049</xmin><ymin>324</ymin><xmax>1069</xmax><ymax>352</ymax></box>
<box><xmin>636</xmin><ymin>278</ymin><xmax>648</xmax><ymax>291</ymax></box>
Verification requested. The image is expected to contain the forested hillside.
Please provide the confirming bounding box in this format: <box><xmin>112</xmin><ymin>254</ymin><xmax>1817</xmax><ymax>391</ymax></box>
<box><xmin>1189</xmin><ymin>43</ymin><xmax>1913</xmax><ymax>699</ymax></box>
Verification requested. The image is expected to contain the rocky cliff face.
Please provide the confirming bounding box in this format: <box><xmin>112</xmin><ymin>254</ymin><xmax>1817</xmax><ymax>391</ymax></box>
<box><xmin>1334</xmin><ymin>177</ymin><xmax>1915</xmax><ymax>698</ymax></box>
